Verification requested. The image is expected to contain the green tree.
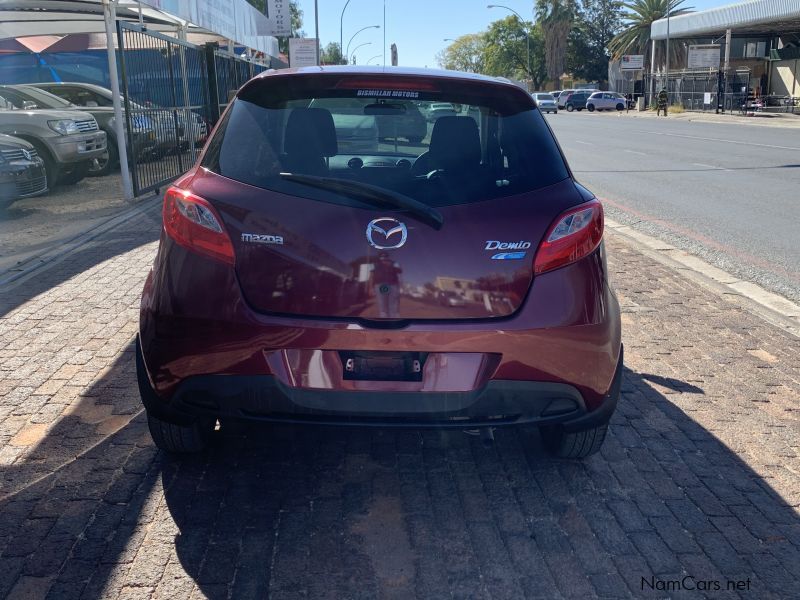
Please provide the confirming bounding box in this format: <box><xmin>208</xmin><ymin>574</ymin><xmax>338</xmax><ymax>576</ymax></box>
<box><xmin>568</xmin><ymin>0</ymin><xmax>622</xmax><ymax>86</ymax></box>
<box><xmin>608</xmin><ymin>0</ymin><xmax>692</xmax><ymax>72</ymax></box>
<box><xmin>321</xmin><ymin>42</ymin><xmax>345</xmax><ymax>65</ymax></box>
<box><xmin>482</xmin><ymin>17</ymin><xmax>547</xmax><ymax>89</ymax></box>
<box><xmin>436</xmin><ymin>34</ymin><xmax>486</xmax><ymax>73</ymax></box>
<box><xmin>536</xmin><ymin>0</ymin><xmax>576</xmax><ymax>86</ymax></box>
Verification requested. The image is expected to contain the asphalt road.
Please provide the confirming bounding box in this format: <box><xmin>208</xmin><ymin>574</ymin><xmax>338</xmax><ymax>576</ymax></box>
<box><xmin>547</xmin><ymin>112</ymin><xmax>800</xmax><ymax>302</ymax></box>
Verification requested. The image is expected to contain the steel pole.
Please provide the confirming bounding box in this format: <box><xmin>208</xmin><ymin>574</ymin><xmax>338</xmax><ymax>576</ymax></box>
<box><xmin>665</xmin><ymin>1</ymin><xmax>671</xmax><ymax>104</ymax></box>
<box><xmin>315</xmin><ymin>0</ymin><xmax>320</xmax><ymax>65</ymax></box>
<box><xmin>102</xmin><ymin>0</ymin><xmax>132</xmax><ymax>200</ymax></box>
<box><xmin>340</xmin><ymin>0</ymin><xmax>352</xmax><ymax>64</ymax></box>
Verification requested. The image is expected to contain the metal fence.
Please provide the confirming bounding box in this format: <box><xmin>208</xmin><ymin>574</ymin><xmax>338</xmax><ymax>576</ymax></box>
<box><xmin>116</xmin><ymin>22</ymin><xmax>268</xmax><ymax>197</ymax></box>
<box><xmin>644</xmin><ymin>69</ymin><xmax>753</xmax><ymax>114</ymax></box>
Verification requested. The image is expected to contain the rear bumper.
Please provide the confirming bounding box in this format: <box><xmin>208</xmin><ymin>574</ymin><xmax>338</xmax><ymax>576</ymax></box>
<box><xmin>138</xmin><ymin>337</ymin><xmax>622</xmax><ymax>431</ymax></box>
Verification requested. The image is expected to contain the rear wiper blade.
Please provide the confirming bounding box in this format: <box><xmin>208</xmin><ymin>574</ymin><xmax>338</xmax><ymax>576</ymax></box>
<box><xmin>279</xmin><ymin>172</ymin><xmax>443</xmax><ymax>231</ymax></box>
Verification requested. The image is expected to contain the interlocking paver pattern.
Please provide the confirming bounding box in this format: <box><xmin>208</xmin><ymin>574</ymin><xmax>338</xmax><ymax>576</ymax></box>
<box><xmin>0</xmin><ymin>201</ymin><xmax>798</xmax><ymax>599</ymax></box>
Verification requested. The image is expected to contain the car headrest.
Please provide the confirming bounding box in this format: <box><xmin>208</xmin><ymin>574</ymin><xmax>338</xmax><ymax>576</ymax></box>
<box><xmin>429</xmin><ymin>116</ymin><xmax>481</xmax><ymax>171</ymax></box>
<box><xmin>284</xmin><ymin>107</ymin><xmax>337</xmax><ymax>157</ymax></box>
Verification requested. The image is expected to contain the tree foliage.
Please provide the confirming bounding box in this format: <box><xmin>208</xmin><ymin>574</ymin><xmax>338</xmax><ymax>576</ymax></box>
<box><xmin>536</xmin><ymin>0</ymin><xmax>576</xmax><ymax>84</ymax></box>
<box><xmin>321</xmin><ymin>42</ymin><xmax>345</xmax><ymax>65</ymax></box>
<box><xmin>436</xmin><ymin>34</ymin><xmax>486</xmax><ymax>73</ymax></box>
<box><xmin>567</xmin><ymin>0</ymin><xmax>622</xmax><ymax>86</ymax></box>
<box><xmin>482</xmin><ymin>17</ymin><xmax>547</xmax><ymax>90</ymax></box>
<box><xmin>608</xmin><ymin>0</ymin><xmax>692</xmax><ymax>72</ymax></box>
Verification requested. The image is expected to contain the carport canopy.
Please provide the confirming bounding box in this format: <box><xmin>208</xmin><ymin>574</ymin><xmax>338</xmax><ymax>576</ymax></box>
<box><xmin>0</xmin><ymin>0</ymin><xmax>283</xmax><ymax>200</ymax></box>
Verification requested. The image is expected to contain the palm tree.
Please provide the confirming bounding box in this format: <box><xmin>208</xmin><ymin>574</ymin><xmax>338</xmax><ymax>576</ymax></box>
<box><xmin>537</xmin><ymin>0</ymin><xmax>576</xmax><ymax>86</ymax></box>
<box><xmin>608</xmin><ymin>0</ymin><xmax>692</xmax><ymax>73</ymax></box>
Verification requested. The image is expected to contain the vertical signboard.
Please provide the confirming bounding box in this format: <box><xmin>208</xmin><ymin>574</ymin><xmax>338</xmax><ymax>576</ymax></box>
<box><xmin>289</xmin><ymin>38</ymin><xmax>319</xmax><ymax>67</ymax></box>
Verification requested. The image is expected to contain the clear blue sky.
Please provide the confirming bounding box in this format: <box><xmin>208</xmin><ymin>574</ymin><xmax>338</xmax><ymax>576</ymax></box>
<box><xmin>295</xmin><ymin>0</ymin><xmax>731</xmax><ymax>67</ymax></box>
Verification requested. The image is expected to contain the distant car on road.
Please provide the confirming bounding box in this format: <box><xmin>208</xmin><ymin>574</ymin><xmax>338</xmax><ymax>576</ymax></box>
<box><xmin>425</xmin><ymin>102</ymin><xmax>458</xmax><ymax>122</ymax></box>
<box><xmin>0</xmin><ymin>133</ymin><xmax>47</xmax><ymax>205</ymax></box>
<box><xmin>376</xmin><ymin>101</ymin><xmax>427</xmax><ymax>144</ymax></box>
<box><xmin>586</xmin><ymin>92</ymin><xmax>627</xmax><ymax>112</ymax></box>
<box><xmin>556</xmin><ymin>89</ymin><xmax>575</xmax><ymax>109</ymax></box>
<box><xmin>532</xmin><ymin>92</ymin><xmax>558</xmax><ymax>114</ymax></box>
<box><xmin>563</xmin><ymin>90</ymin><xmax>594</xmax><ymax>112</ymax></box>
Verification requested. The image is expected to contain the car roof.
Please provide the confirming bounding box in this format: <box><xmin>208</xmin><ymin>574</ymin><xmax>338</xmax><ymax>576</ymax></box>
<box><xmin>34</xmin><ymin>81</ymin><xmax>112</xmax><ymax>98</ymax></box>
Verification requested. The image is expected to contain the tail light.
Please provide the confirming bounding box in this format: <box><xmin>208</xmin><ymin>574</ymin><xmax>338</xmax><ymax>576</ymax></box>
<box><xmin>162</xmin><ymin>186</ymin><xmax>235</xmax><ymax>265</ymax></box>
<box><xmin>534</xmin><ymin>199</ymin><xmax>603</xmax><ymax>275</ymax></box>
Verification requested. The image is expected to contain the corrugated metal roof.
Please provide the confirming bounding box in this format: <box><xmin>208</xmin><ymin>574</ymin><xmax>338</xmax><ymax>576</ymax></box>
<box><xmin>651</xmin><ymin>0</ymin><xmax>800</xmax><ymax>40</ymax></box>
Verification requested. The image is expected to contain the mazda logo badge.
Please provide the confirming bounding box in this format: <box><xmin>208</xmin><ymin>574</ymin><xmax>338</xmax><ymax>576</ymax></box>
<box><xmin>366</xmin><ymin>218</ymin><xmax>407</xmax><ymax>250</ymax></box>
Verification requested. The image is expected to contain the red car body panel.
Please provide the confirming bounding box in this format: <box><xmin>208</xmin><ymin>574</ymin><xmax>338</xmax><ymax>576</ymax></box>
<box><xmin>138</xmin><ymin>66</ymin><xmax>622</xmax><ymax>430</ymax></box>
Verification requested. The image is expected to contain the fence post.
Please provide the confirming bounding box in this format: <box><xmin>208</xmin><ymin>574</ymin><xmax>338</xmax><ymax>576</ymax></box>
<box><xmin>204</xmin><ymin>43</ymin><xmax>221</xmax><ymax>126</ymax></box>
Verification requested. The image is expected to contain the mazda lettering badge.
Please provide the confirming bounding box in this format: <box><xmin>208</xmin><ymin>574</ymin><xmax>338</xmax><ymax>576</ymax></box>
<box><xmin>366</xmin><ymin>218</ymin><xmax>408</xmax><ymax>250</ymax></box>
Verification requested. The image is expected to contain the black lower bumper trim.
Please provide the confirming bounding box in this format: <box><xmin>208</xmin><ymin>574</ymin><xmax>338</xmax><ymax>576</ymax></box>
<box><xmin>137</xmin><ymin>336</ymin><xmax>623</xmax><ymax>431</ymax></box>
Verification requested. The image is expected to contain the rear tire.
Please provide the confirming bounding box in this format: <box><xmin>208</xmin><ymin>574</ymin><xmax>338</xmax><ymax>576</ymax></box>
<box><xmin>540</xmin><ymin>423</ymin><xmax>608</xmax><ymax>459</ymax></box>
<box><xmin>587</xmin><ymin>104</ymin><xmax>595</xmax><ymax>112</ymax></box>
<box><xmin>147</xmin><ymin>413</ymin><xmax>215</xmax><ymax>453</ymax></box>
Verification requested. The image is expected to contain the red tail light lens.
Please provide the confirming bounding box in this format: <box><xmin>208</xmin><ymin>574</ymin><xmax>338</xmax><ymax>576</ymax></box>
<box><xmin>162</xmin><ymin>186</ymin><xmax>235</xmax><ymax>265</ymax></box>
<box><xmin>534</xmin><ymin>199</ymin><xmax>603</xmax><ymax>275</ymax></box>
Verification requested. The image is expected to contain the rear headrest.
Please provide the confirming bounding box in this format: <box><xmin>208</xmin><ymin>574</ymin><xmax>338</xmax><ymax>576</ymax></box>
<box><xmin>284</xmin><ymin>107</ymin><xmax>337</xmax><ymax>157</ymax></box>
<box><xmin>429</xmin><ymin>116</ymin><xmax>481</xmax><ymax>171</ymax></box>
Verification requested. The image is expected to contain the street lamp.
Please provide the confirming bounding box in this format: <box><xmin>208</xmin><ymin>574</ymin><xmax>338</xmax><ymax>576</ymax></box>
<box><xmin>443</xmin><ymin>38</ymin><xmax>455</xmax><ymax>42</ymax></box>
<box><xmin>487</xmin><ymin>4</ymin><xmax>530</xmax><ymax>80</ymax></box>
<box><xmin>351</xmin><ymin>41</ymin><xmax>372</xmax><ymax>65</ymax></box>
<box><xmin>346</xmin><ymin>25</ymin><xmax>380</xmax><ymax>65</ymax></box>
<box><xmin>340</xmin><ymin>0</ymin><xmax>353</xmax><ymax>65</ymax></box>
<box><xmin>367</xmin><ymin>54</ymin><xmax>383</xmax><ymax>65</ymax></box>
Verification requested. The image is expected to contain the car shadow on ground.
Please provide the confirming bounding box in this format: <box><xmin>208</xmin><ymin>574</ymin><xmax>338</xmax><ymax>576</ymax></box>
<box><xmin>1</xmin><ymin>362</ymin><xmax>797</xmax><ymax>598</ymax></box>
<box><xmin>0</xmin><ymin>200</ymin><xmax>160</xmax><ymax>319</ymax></box>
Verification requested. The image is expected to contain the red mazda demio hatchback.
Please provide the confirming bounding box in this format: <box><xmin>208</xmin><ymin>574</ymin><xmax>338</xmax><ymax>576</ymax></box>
<box><xmin>137</xmin><ymin>66</ymin><xmax>622</xmax><ymax>458</ymax></box>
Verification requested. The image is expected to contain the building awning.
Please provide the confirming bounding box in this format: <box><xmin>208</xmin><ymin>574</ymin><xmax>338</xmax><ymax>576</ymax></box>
<box><xmin>0</xmin><ymin>0</ymin><xmax>282</xmax><ymax>55</ymax></box>
<box><xmin>651</xmin><ymin>0</ymin><xmax>800</xmax><ymax>40</ymax></box>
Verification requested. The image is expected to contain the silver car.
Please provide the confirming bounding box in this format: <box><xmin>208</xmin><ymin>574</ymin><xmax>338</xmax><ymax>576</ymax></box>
<box><xmin>532</xmin><ymin>92</ymin><xmax>558</xmax><ymax>114</ymax></box>
<box><xmin>586</xmin><ymin>92</ymin><xmax>628</xmax><ymax>112</ymax></box>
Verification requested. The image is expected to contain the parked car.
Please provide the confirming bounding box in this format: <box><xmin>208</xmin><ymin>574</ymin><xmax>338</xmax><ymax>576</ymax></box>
<box><xmin>0</xmin><ymin>133</ymin><xmax>47</xmax><ymax>205</ymax></box>
<box><xmin>0</xmin><ymin>85</ymin><xmax>106</xmax><ymax>186</ymax></box>
<box><xmin>376</xmin><ymin>102</ymin><xmax>427</xmax><ymax>144</ymax></box>
<box><xmin>556</xmin><ymin>89</ymin><xmax>575</xmax><ymax>109</ymax></box>
<box><xmin>30</xmin><ymin>82</ymin><xmax>205</xmax><ymax>161</ymax></box>
<box><xmin>436</xmin><ymin>290</ymin><xmax>466</xmax><ymax>307</ymax></box>
<box><xmin>308</xmin><ymin>97</ymin><xmax>379</xmax><ymax>153</ymax></box>
<box><xmin>424</xmin><ymin>102</ymin><xmax>458</xmax><ymax>122</ymax></box>
<box><xmin>563</xmin><ymin>90</ymin><xmax>594</xmax><ymax>112</ymax></box>
<box><xmin>586</xmin><ymin>92</ymin><xmax>627</xmax><ymax>112</ymax></box>
<box><xmin>532</xmin><ymin>92</ymin><xmax>558</xmax><ymax>114</ymax></box>
<box><xmin>137</xmin><ymin>67</ymin><xmax>622</xmax><ymax>459</ymax></box>
<box><xmin>29</xmin><ymin>82</ymin><xmax>157</xmax><ymax>176</ymax></box>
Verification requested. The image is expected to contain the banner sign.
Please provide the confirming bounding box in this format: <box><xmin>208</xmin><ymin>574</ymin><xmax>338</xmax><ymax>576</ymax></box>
<box><xmin>688</xmin><ymin>45</ymin><xmax>721</xmax><ymax>69</ymax></box>
<box><xmin>289</xmin><ymin>38</ymin><xmax>318</xmax><ymax>67</ymax></box>
<box><xmin>621</xmin><ymin>55</ymin><xmax>644</xmax><ymax>70</ymax></box>
<box><xmin>139</xmin><ymin>0</ymin><xmax>290</xmax><ymax>52</ymax></box>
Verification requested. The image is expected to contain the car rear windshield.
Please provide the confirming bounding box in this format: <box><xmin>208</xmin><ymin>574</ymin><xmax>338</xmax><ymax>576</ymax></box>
<box><xmin>202</xmin><ymin>74</ymin><xmax>570</xmax><ymax>208</ymax></box>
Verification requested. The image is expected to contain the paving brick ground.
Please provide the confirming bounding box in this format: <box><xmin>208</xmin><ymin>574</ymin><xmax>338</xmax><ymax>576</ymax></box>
<box><xmin>0</xmin><ymin>200</ymin><xmax>798</xmax><ymax>599</ymax></box>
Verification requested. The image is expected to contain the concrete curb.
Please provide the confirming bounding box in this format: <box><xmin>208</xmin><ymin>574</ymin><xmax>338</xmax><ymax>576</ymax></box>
<box><xmin>606</xmin><ymin>218</ymin><xmax>800</xmax><ymax>338</ymax></box>
<box><xmin>601</xmin><ymin>109</ymin><xmax>800</xmax><ymax>129</ymax></box>
<box><xmin>0</xmin><ymin>193</ymin><xmax>161</xmax><ymax>290</ymax></box>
